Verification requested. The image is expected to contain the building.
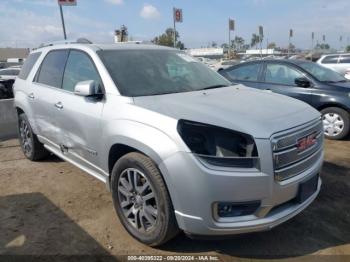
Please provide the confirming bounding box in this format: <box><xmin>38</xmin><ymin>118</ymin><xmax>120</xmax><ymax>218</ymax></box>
<box><xmin>0</xmin><ymin>48</ymin><xmax>29</xmax><ymax>62</ymax></box>
<box><xmin>245</xmin><ymin>49</ymin><xmax>281</xmax><ymax>55</ymax></box>
<box><xmin>114</xmin><ymin>25</ymin><xmax>128</xmax><ymax>43</ymax></box>
<box><xmin>186</xmin><ymin>48</ymin><xmax>224</xmax><ymax>59</ymax></box>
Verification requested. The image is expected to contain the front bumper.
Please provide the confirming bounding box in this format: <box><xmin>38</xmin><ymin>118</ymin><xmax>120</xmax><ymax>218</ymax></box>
<box><xmin>158</xmin><ymin>138</ymin><xmax>323</xmax><ymax>236</ymax></box>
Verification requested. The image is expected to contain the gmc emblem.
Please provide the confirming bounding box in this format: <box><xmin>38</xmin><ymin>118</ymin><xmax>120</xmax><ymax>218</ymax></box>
<box><xmin>297</xmin><ymin>133</ymin><xmax>317</xmax><ymax>152</ymax></box>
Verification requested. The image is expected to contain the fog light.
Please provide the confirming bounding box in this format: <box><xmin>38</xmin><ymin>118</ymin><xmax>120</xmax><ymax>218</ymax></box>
<box><xmin>217</xmin><ymin>201</ymin><xmax>260</xmax><ymax>217</ymax></box>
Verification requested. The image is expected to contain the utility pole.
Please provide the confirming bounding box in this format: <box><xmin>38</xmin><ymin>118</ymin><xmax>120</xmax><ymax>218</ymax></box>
<box><xmin>311</xmin><ymin>32</ymin><xmax>314</xmax><ymax>61</ymax></box>
<box><xmin>259</xmin><ymin>26</ymin><xmax>263</xmax><ymax>58</ymax></box>
<box><xmin>229</xmin><ymin>19</ymin><xmax>235</xmax><ymax>59</ymax></box>
<box><xmin>288</xmin><ymin>29</ymin><xmax>293</xmax><ymax>57</ymax></box>
<box><xmin>173</xmin><ymin>8</ymin><xmax>183</xmax><ymax>48</ymax></box>
<box><xmin>59</xmin><ymin>4</ymin><xmax>67</xmax><ymax>40</ymax></box>
<box><xmin>57</xmin><ymin>0</ymin><xmax>77</xmax><ymax>40</ymax></box>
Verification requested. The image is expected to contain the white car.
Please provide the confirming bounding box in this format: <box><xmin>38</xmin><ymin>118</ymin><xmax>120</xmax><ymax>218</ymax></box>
<box><xmin>0</xmin><ymin>68</ymin><xmax>21</xmax><ymax>81</ymax></box>
<box><xmin>317</xmin><ymin>53</ymin><xmax>350</xmax><ymax>76</ymax></box>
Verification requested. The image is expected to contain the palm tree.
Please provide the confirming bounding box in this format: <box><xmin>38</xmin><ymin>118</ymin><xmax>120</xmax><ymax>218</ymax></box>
<box><xmin>234</xmin><ymin>36</ymin><xmax>245</xmax><ymax>51</ymax></box>
<box><xmin>251</xmin><ymin>34</ymin><xmax>260</xmax><ymax>49</ymax></box>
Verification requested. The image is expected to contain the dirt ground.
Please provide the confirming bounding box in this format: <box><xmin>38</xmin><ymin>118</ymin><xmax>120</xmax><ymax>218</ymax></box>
<box><xmin>0</xmin><ymin>137</ymin><xmax>349</xmax><ymax>261</ymax></box>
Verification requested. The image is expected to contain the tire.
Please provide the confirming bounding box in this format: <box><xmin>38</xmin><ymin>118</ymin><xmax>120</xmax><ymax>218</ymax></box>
<box><xmin>321</xmin><ymin>107</ymin><xmax>350</xmax><ymax>140</ymax></box>
<box><xmin>111</xmin><ymin>152</ymin><xmax>179</xmax><ymax>246</ymax></box>
<box><xmin>18</xmin><ymin>113</ymin><xmax>49</xmax><ymax>161</ymax></box>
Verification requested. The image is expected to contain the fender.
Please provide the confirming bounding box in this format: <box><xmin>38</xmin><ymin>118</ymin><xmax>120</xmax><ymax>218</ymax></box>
<box><xmin>13</xmin><ymin>89</ymin><xmax>40</xmax><ymax>135</ymax></box>
<box><xmin>101</xmin><ymin>119</ymin><xmax>183</xmax><ymax>212</ymax></box>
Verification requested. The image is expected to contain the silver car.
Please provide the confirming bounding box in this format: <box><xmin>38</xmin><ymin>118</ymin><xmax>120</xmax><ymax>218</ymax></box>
<box><xmin>13</xmin><ymin>40</ymin><xmax>324</xmax><ymax>246</ymax></box>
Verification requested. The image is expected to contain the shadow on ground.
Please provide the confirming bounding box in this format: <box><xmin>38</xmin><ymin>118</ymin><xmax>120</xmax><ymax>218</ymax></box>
<box><xmin>161</xmin><ymin>161</ymin><xmax>350</xmax><ymax>259</ymax></box>
<box><xmin>0</xmin><ymin>192</ymin><xmax>116</xmax><ymax>261</ymax></box>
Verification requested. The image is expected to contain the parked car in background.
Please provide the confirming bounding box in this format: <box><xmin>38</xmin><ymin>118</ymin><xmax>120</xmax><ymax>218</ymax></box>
<box><xmin>344</xmin><ymin>68</ymin><xmax>350</xmax><ymax>80</ymax></box>
<box><xmin>317</xmin><ymin>53</ymin><xmax>350</xmax><ymax>76</ymax></box>
<box><xmin>219</xmin><ymin>59</ymin><xmax>350</xmax><ymax>140</ymax></box>
<box><xmin>0</xmin><ymin>67</ymin><xmax>20</xmax><ymax>80</ymax></box>
<box><xmin>214</xmin><ymin>59</ymin><xmax>240</xmax><ymax>71</ymax></box>
<box><xmin>0</xmin><ymin>67</ymin><xmax>20</xmax><ymax>99</ymax></box>
<box><xmin>14</xmin><ymin>41</ymin><xmax>323</xmax><ymax>246</ymax></box>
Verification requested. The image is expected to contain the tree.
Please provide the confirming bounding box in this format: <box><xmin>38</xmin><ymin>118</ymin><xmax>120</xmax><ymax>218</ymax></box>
<box><xmin>221</xmin><ymin>43</ymin><xmax>229</xmax><ymax>49</ymax></box>
<box><xmin>152</xmin><ymin>28</ymin><xmax>185</xmax><ymax>49</ymax></box>
<box><xmin>233</xmin><ymin>36</ymin><xmax>245</xmax><ymax>51</ymax></box>
<box><xmin>288</xmin><ymin>43</ymin><xmax>296</xmax><ymax>52</ymax></box>
<box><xmin>347</xmin><ymin>45</ymin><xmax>350</xmax><ymax>52</ymax></box>
<box><xmin>268</xmin><ymin>42</ymin><xmax>276</xmax><ymax>49</ymax></box>
<box><xmin>315</xmin><ymin>43</ymin><xmax>330</xmax><ymax>50</ymax></box>
<box><xmin>211</xmin><ymin>41</ymin><xmax>218</xmax><ymax>48</ymax></box>
<box><xmin>250</xmin><ymin>34</ymin><xmax>260</xmax><ymax>49</ymax></box>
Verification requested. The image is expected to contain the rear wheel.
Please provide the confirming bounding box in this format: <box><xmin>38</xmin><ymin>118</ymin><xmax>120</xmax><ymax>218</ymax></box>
<box><xmin>18</xmin><ymin>113</ymin><xmax>49</xmax><ymax>161</ymax></box>
<box><xmin>111</xmin><ymin>152</ymin><xmax>179</xmax><ymax>246</ymax></box>
<box><xmin>321</xmin><ymin>107</ymin><xmax>350</xmax><ymax>140</ymax></box>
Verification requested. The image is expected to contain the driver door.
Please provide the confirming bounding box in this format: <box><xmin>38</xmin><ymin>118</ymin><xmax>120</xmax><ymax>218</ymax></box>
<box><xmin>260</xmin><ymin>62</ymin><xmax>314</xmax><ymax>106</ymax></box>
<box><xmin>52</xmin><ymin>50</ymin><xmax>105</xmax><ymax>175</ymax></box>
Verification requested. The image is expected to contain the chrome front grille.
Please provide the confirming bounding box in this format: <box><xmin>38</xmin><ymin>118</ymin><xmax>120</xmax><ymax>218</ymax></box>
<box><xmin>271</xmin><ymin>119</ymin><xmax>324</xmax><ymax>181</ymax></box>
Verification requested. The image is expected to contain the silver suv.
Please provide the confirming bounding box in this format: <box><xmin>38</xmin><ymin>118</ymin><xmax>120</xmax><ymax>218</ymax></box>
<box><xmin>14</xmin><ymin>40</ymin><xmax>324</xmax><ymax>246</ymax></box>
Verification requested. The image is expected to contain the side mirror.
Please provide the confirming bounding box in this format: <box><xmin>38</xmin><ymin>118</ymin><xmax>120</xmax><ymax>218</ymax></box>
<box><xmin>74</xmin><ymin>80</ymin><xmax>98</xmax><ymax>96</ymax></box>
<box><xmin>295</xmin><ymin>77</ymin><xmax>311</xmax><ymax>88</ymax></box>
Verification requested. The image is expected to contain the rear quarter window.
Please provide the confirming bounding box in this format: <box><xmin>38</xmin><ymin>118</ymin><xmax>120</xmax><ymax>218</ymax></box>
<box><xmin>18</xmin><ymin>52</ymin><xmax>42</xmax><ymax>80</ymax></box>
<box><xmin>321</xmin><ymin>55</ymin><xmax>339</xmax><ymax>64</ymax></box>
<box><xmin>36</xmin><ymin>50</ymin><xmax>69</xmax><ymax>88</ymax></box>
<box><xmin>339</xmin><ymin>55</ymin><xmax>350</xmax><ymax>64</ymax></box>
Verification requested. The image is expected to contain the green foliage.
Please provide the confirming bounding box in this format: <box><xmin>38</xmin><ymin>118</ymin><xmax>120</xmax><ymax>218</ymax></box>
<box><xmin>268</xmin><ymin>42</ymin><xmax>277</xmax><ymax>49</ymax></box>
<box><xmin>315</xmin><ymin>43</ymin><xmax>330</xmax><ymax>50</ymax></box>
<box><xmin>152</xmin><ymin>28</ymin><xmax>185</xmax><ymax>49</ymax></box>
<box><xmin>250</xmin><ymin>34</ymin><xmax>261</xmax><ymax>48</ymax></box>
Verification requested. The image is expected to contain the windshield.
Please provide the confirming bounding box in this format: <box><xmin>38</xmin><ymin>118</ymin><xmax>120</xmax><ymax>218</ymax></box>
<box><xmin>97</xmin><ymin>49</ymin><xmax>230</xmax><ymax>96</ymax></box>
<box><xmin>298</xmin><ymin>62</ymin><xmax>347</xmax><ymax>83</ymax></box>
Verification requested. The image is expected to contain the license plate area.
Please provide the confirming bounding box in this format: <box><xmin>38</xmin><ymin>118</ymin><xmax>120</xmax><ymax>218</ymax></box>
<box><xmin>296</xmin><ymin>174</ymin><xmax>319</xmax><ymax>203</ymax></box>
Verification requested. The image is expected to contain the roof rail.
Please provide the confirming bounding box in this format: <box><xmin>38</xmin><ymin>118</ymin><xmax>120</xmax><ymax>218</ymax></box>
<box><xmin>36</xmin><ymin>38</ymin><xmax>93</xmax><ymax>49</ymax></box>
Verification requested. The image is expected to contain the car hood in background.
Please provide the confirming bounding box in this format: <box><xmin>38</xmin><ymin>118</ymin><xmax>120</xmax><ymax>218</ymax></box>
<box><xmin>133</xmin><ymin>85</ymin><xmax>320</xmax><ymax>139</ymax></box>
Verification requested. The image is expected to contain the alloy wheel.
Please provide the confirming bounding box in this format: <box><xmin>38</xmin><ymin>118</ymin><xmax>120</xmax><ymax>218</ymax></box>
<box><xmin>117</xmin><ymin>168</ymin><xmax>158</xmax><ymax>232</ymax></box>
<box><xmin>19</xmin><ymin>119</ymin><xmax>32</xmax><ymax>156</ymax></box>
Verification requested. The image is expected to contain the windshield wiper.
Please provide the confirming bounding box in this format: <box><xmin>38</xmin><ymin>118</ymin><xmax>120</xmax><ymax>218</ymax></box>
<box><xmin>199</xmin><ymin>84</ymin><xmax>229</xmax><ymax>90</ymax></box>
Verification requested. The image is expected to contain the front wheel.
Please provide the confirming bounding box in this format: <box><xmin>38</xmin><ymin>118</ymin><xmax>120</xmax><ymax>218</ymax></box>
<box><xmin>111</xmin><ymin>152</ymin><xmax>179</xmax><ymax>246</ymax></box>
<box><xmin>321</xmin><ymin>107</ymin><xmax>350</xmax><ymax>140</ymax></box>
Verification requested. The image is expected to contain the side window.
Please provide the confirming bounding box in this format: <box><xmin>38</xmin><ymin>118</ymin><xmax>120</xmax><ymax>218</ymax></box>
<box><xmin>62</xmin><ymin>50</ymin><xmax>102</xmax><ymax>92</ymax></box>
<box><xmin>37</xmin><ymin>50</ymin><xmax>69</xmax><ymax>88</ymax></box>
<box><xmin>226</xmin><ymin>63</ymin><xmax>261</xmax><ymax>81</ymax></box>
<box><xmin>339</xmin><ymin>55</ymin><xmax>350</xmax><ymax>64</ymax></box>
<box><xmin>0</xmin><ymin>70</ymin><xmax>11</xmax><ymax>76</ymax></box>
<box><xmin>18</xmin><ymin>52</ymin><xmax>41</xmax><ymax>80</ymax></box>
<box><xmin>321</xmin><ymin>55</ymin><xmax>339</xmax><ymax>64</ymax></box>
<box><xmin>265</xmin><ymin>64</ymin><xmax>303</xmax><ymax>86</ymax></box>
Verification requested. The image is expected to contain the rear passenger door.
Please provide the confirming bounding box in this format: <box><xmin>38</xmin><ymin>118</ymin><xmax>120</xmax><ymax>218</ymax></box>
<box><xmin>221</xmin><ymin>62</ymin><xmax>263</xmax><ymax>89</ymax></box>
<box><xmin>52</xmin><ymin>50</ymin><xmax>105</xmax><ymax>174</ymax></box>
<box><xmin>32</xmin><ymin>50</ymin><xmax>69</xmax><ymax>146</ymax></box>
<box><xmin>260</xmin><ymin>62</ymin><xmax>313</xmax><ymax>105</ymax></box>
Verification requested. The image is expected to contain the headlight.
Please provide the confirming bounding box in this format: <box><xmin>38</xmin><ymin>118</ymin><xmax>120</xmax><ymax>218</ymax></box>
<box><xmin>177</xmin><ymin>120</ymin><xmax>259</xmax><ymax>169</ymax></box>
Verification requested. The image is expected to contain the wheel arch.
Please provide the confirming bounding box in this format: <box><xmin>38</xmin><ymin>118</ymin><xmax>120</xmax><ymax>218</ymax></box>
<box><xmin>317</xmin><ymin>103</ymin><xmax>350</xmax><ymax>114</ymax></box>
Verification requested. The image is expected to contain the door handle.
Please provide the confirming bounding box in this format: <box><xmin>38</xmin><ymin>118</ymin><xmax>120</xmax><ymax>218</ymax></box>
<box><xmin>54</xmin><ymin>102</ymin><xmax>63</xmax><ymax>109</ymax></box>
<box><xmin>28</xmin><ymin>93</ymin><xmax>35</xmax><ymax>99</ymax></box>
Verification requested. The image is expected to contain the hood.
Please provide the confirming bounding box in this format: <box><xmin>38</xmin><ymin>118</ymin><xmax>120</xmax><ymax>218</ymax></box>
<box><xmin>133</xmin><ymin>85</ymin><xmax>320</xmax><ymax>139</ymax></box>
<box><xmin>325</xmin><ymin>81</ymin><xmax>350</xmax><ymax>92</ymax></box>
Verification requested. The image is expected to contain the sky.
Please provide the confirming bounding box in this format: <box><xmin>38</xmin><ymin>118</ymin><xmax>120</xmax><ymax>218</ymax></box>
<box><xmin>1</xmin><ymin>0</ymin><xmax>350</xmax><ymax>49</ymax></box>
